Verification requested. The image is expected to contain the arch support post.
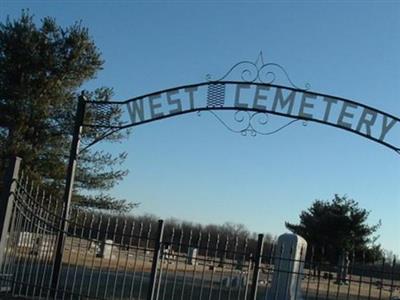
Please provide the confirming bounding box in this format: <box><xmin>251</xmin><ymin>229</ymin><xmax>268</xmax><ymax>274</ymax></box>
<box><xmin>50</xmin><ymin>93</ymin><xmax>86</xmax><ymax>293</ymax></box>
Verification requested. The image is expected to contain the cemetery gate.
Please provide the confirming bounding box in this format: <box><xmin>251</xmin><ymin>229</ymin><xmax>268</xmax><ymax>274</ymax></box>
<box><xmin>0</xmin><ymin>55</ymin><xmax>399</xmax><ymax>299</ymax></box>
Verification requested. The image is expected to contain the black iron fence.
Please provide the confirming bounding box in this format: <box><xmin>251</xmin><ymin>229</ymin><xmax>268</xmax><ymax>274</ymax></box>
<box><xmin>0</xmin><ymin>158</ymin><xmax>399</xmax><ymax>300</ymax></box>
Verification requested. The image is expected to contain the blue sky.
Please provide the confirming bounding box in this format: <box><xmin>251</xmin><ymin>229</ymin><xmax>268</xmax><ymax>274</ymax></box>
<box><xmin>2</xmin><ymin>1</ymin><xmax>399</xmax><ymax>254</ymax></box>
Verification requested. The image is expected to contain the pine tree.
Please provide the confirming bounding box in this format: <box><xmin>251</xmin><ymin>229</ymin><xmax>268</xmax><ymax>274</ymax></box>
<box><xmin>285</xmin><ymin>195</ymin><xmax>382</xmax><ymax>262</ymax></box>
<box><xmin>0</xmin><ymin>11</ymin><xmax>136</xmax><ymax>213</ymax></box>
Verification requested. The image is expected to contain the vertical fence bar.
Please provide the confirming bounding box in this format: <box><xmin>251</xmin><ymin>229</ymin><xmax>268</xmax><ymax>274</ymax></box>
<box><xmin>138</xmin><ymin>224</ymin><xmax>152</xmax><ymax>298</ymax></box>
<box><xmin>128</xmin><ymin>222</ymin><xmax>143</xmax><ymax>299</ymax></box>
<box><xmin>11</xmin><ymin>174</ymin><xmax>28</xmax><ymax>296</ymax></box>
<box><xmin>111</xmin><ymin>219</ymin><xmax>127</xmax><ymax>299</ymax></box>
<box><xmin>216</xmin><ymin>235</ymin><xmax>229</xmax><ymax>300</ymax></box>
<box><xmin>238</xmin><ymin>239</ymin><xmax>249</xmax><ymax>300</ymax></box>
<box><xmin>0</xmin><ymin>157</ymin><xmax>21</xmax><ymax>288</ymax></box>
<box><xmin>120</xmin><ymin>220</ymin><xmax>135</xmax><ymax>300</ymax></box>
<box><xmin>197</xmin><ymin>232</ymin><xmax>211</xmax><ymax>300</ymax></box>
<box><xmin>161</xmin><ymin>227</ymin><xmax>175</xmax><ymax>300</ymax></box>
<box><xmin>388</xmin><ymin>257</ymin><xmax>396</xmax><ymax>299</ymax></box>
<box><xmin>207</xmin><ymin>234</ymin><xmax>220</xmax><ymax>300</ymax></box>
<box><xmin>171</xmin><ymin>228</ymin><xmax>184</xmax><ymax>299</ymax></box>
<box><xmin>147</xmin><ymin>219</ymin><xmax>164</xmax><ymax>300</ymax></box>
<box><xmin>189</xmin><ymin>231</ymin><xmax>202</xmax><ymax>300</ymax></box>
<box><xmin>51</xmin><ymin>93</ymin><xmax>86</xmax><ymax>292</ymax></box>
<box><xmin>179</xmin><ymin>230</ymin><xmax>192</xmax><ymax>300</ymax></box>
<box><xmin>249</xmin><ymin>234</ymin><xmax>264</xmax><ymax>300</ymax></box>
<box><xmin>0</xmin><ymin>157</ymin><xmax>21</xmax><ymax>272</ymax></box>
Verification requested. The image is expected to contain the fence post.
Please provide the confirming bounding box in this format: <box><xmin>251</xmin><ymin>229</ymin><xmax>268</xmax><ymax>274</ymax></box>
<box><xmin>250</xmin><ymin>233</ymin><xmax>264</xmax><ymax>300</ymax></box>
<box><xmin>51</xmin><ymin>93</ymin><xmax>86</xmax><ymax>292</ymax></box>
<box><xmin>147</xmin><ymin>219</ymin><xmax>164</xmax><ymax>300</ymax></box>
<box><xmin>0</xmin><ymin>157</ymin><xmax>21</xmax><ymax>269</ymax></box>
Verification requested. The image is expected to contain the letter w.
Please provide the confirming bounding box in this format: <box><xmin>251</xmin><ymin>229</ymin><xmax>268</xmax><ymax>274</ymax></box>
<box><xmin>127</xmin><ymin>99</ymin><xmax>145</xmax><ymax>124</ymax></box>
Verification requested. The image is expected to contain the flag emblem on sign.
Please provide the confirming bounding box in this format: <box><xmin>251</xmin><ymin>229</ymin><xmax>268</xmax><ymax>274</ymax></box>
<box><xmin>207</xmin><ymin>83</ymin><xmax>225</xmax><ymax>107</ymax></box>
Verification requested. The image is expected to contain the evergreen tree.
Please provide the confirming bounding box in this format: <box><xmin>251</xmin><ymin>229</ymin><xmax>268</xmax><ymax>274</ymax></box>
<box><xmin>0</xmin><ymin>11</ymin><xmax>136</xmax><ymax>212</ymax></box>
<box><xmin>285</xmin><ymin>195</ymin><xmax>382</xmax><ymax>262</ymax></box>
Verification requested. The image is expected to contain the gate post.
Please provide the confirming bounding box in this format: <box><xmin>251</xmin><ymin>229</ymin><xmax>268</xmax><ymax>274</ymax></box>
<box><xmin>250</xmin><ymin>234</ymin><xmax>264</xmax><ymax>300</ymax></box>
<box><xmin>0</xmin><ymin>157</ymin><xmax>21</xmax><ymax>270</ymax></box>
<box><xmin>147</xmin><ymin>220</ymin><xmax>164</xmax><ymax>300</ymax></box>
<box><xmin>50</xmin><ymin>93</ymin><xmax>86</xmax><ymax>292</ymax></box>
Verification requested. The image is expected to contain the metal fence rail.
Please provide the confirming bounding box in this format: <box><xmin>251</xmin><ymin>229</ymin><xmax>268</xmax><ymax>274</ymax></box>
<box><xmin>0</xmin><ymin>158</ymin><xmax>399</xmax><ymax>299</ymax></box>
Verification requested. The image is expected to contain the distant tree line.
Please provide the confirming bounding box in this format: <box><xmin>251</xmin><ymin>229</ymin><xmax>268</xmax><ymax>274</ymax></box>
<box><xmin>65</xmin><ymin>195</ymin><xmax>389</xmax><ymax>265</ymax></box>
<box><xmin>67</xmin><ymin>209</ymin><xmax>389</xmax><ymax>268</ymax></box>
<box><xmin>67</xmin><ymin>211</ymin><xmax>275</xmax><ymax>261</ymax></box>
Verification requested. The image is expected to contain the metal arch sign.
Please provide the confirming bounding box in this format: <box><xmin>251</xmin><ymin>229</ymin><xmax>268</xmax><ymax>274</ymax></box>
<box><xmin>53</xmin><ymin>55</ymin><xmax>400</xmax><ymax>291</ymax></box>
<box><xmin>83</xmin><ymin>57</ymin><xmax>400</xmax><ymax>155</ymax></box>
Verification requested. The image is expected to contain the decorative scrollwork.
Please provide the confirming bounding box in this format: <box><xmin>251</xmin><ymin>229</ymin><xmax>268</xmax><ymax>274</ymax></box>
<box><xmin>206</xmin><ymin>61</ymin><xmax>259</xmax><ymax>83</ymax></box>
<box><xmin>198</xmin><ymin>110</ymin><xmax>301</xmax><ymax>137</ymax></box>
<box><xmin>206</xmin><ymin>52</ymin><xmax>311</xmax><ymax>90</ymax></box>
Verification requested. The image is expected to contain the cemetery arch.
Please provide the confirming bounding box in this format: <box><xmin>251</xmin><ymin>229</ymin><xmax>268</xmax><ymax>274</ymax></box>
<box><xmin>51</xmin><ymin>56</ymin><xmax>400</xmax><ymax>289</ymax></box>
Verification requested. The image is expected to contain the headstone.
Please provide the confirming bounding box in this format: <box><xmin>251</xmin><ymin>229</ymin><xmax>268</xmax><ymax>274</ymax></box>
<box><xmin>221</xmin><ymin>274</ymin><xmax>246</xmax><ymax>288</ymax></box>
<box><xmin>335</xmin><ymin>250</ymin><xmax>350</xmax><ymax>285</ymax></box>
<box><xmin>30</xmin><ymin>236</ymin><xmax>42</xmax><ymax>255</ymax></box>
<box><xmin>236</xmin><ymin>256</ymin><xmax>244</xmax><ymax>270</ymax></box>
<box><xmin>27</xmin><ymin>235</ymin><xmax>55</xmax><ymax>257</ymax></box>
<box><xmin>96</xmin><ymin>239</ymin><xmax>114</xmax><ymax>259</ymax></box>
<box><xmin>267</xmin><ymin>233</ymin><xmax>307</xmax><ymax>300</ymax></box>
<box><xmin>88</xmin><ymin>241</ymin><xmax>97</xmax><ymax>250</ymax></box>
<box><xmin>218</xmin><ymin>254</ymin><xmax>225</xmax><ymax>267</ymax></box>
<box><xmin>187</xmin><ymin>247</ymin><xmax>198</xmax><ymax>265</ymax></box>
<box><xmin>0</xmin><ymin>274</ymin><xmax>12</xmax><ymax>292</ymax></box>
<box><xmin>222</xmin><ymin>276</ymin><xmax>231</xmax><ymax>287</ymax></box>
<box><xmin>163</xmin><ymin>244</ymin><xmax>175</xmax><ymax>260</ymax></box>
<box><xmin>18</xmin><ymin>232</ymin><xmax>35</xmax><ymax>248</ymax></box>
<box><xmin>231</xmin><ymin>274</ymin><xmax>246</xmax><ymax>287</ymax></box>
<box><xmin>37</xmin><ymin>239</ymin><xmax>54</xmax><ymax>258</ymax></box>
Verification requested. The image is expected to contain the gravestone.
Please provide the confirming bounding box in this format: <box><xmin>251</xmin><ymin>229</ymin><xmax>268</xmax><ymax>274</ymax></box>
<box><xmin>163</xmin><ymin>244</ymin><xmax>175</xmax><ymax>260</ymax></box>
<box><xmin>222</xmin><ymin>274</ymin><xmax>247</xmax><ymax>288</ymax></box>
<box><xmin>236</xmin><ymin>255</ymin><xmax>245</xmax><ymax>270</ymax></box>
<box><xmin>267</xmin><ymin>233</ymin><xmax>307</xmax><ymax>300</ymax></box>
<box><xmin>21</xmin><ymin>234</ymin><xmax>55</xmax><ymax>258</ymax></box>
<box><xmin>37</xmin><ymin>238</ymin><xmax>54</xmax><ymax>258</ymax></box>
<box><xmin>231</xmin><ymin>274</ymin><xmax>247</xmax><ymax>287</ymax></box>
<box><xmin>96</xmin><ymin>239</ymin><xmax>114</xmax><ymax>259</ymax></box>
<box><xmin>222</xmin><ymin>276</ymin><xmax>231</xmax><ymax>288</ymax></box>
<box><xmin>87</xmin><ymin>240</ymin><xmax>97</xmax><ymax>250</ymax></box>
<box><xmin>336</xmin><ymin>250</ymin><xmax>350</xmax><ymax>284</ymax></box>
<box><xmin>18</xmin><ymin>232</ymin><xmax>35</xmax><ymax>248</ymax></box>
<box><xmin>187</xmin><ymin>247</ymin><xmax>198</xmax><ymax>265</ymax></box>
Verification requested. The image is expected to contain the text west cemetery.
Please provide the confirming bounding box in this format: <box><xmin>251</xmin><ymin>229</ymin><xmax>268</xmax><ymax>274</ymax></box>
<box><xmin>125</xmin><ymin>83</ymin><xmax>399</xmax><ymax>148</ymax></box>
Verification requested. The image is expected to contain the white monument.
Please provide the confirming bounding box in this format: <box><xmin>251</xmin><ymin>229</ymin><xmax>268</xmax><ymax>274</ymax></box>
<box><xmin>267</xmin><ymin>233</ymin><xmax>307</xmax><ymax>300</ymax></box>
<box><xmin>37</xmin><ymin>238</ymin><xmax>54</xmax><ymax>258</ymax></box>
<box><xmin>18</xmin><ymin>232</ymin><xmax>35</xmax><ymax>248</ymax></box>
<box><xmin>187</xmin><ymin>247</ymin><xmax>198</xmax><ymax>265</ymax></box>
<box><xmin>163</xmin><ymin>244</ymin><xmax>175</xmax><ymax>260</ymax></box>
<box><xmin>96</xmin><ymin>239</ymin><xmax>114</xmax><ymax>259</ymax></box>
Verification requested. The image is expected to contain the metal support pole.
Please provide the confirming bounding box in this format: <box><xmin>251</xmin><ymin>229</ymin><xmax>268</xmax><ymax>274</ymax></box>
<box><xmin>147</xmin><ymin>220</ymin><xmax>164</xmax><ymax>300</ymax></box>
<box><xmin>250</xmin><ymin>234</ymin><xmax>264</xmax><ymax>300</ymax></box>
<box><xmin>50</xmin><ymin>93</ymin><xmax>86</xmax><ymax>292</ymax></box>
<box><xmin>0</xmin><ymin>157</ymin><xmax>21</xmax><ymax>269</ymax></box>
